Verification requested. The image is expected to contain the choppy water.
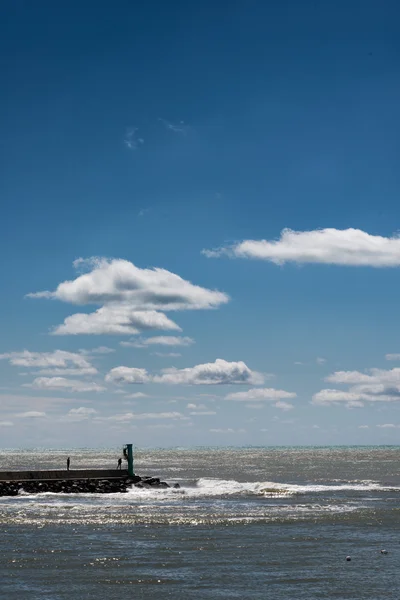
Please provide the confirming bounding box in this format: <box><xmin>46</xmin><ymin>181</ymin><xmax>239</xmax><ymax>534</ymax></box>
<box><xmin>0</xmin><ymin>447</ymin><xmax>399</xmax><ymax>599</ymax></box>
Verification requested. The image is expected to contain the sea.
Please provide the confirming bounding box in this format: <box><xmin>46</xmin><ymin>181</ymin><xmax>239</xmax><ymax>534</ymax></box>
<box><xmin>0</xmin><ymin>446</ymin><xmax>398</xmax><ymax>599</ymax></box>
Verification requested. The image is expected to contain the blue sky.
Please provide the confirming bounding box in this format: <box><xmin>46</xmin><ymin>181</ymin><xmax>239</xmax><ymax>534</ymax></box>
<box><xmin>1</xmin><ymin>0</ymin><xmax>400</xmax><ymax>447</ymax></box>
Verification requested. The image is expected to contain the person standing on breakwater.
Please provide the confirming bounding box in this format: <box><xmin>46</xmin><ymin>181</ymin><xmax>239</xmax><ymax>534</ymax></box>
<box><xmin>117</xmin><ymin>458</ymin><xmax>122</xmax><ymax>470</ymax></box>
<box><xmin>67</xmin><ymin>457</ymin><xmax>70</xmax><ymax>471</ymax></box>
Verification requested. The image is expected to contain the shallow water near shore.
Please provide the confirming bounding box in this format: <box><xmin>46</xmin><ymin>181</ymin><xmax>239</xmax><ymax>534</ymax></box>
<box><xmin>0</xmin><ymin>446</ymin><xmax>399</xmax><ymax>599</ymax></box>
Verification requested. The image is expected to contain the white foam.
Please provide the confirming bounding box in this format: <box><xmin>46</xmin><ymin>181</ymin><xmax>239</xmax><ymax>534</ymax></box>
<box><xmin>125</xmin><ymin>477</ymin><xmax>400</xmax><ymax>500</ymax></box>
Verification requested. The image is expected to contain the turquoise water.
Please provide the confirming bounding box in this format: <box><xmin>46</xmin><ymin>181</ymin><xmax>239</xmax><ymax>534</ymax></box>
<box><xmin>0</xmin><ymin>447</ymin><xmax>399</xmax><ymax>598</ymax></box>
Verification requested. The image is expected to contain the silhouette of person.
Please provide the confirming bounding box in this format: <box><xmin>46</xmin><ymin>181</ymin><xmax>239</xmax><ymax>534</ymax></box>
<box><xmin>117</xmin><ymin>458</ymin><xmax>122</xmax><ymax>470</ymax></box>
<box><xmin>67</xmin><ymin>457</ymin><xmax>70</xmax><ymax>471</ymax></box>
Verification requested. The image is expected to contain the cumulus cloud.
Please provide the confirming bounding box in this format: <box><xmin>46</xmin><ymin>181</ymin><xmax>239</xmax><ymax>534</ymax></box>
<box><xmin>0</xmin><ymin>350</ymin><xmax>96</xmax><ymax>376</ymax></box>
<box><xmin>29</xmin><ymin>258</ymin><xmax>228</xmax><ymax>309</ymax></box>
<box><xmin>313</xmin><ymin>366</ymin><xmax>400</xmax><ymax>406</ymax></box>
<box><xmin>203</xmin><ymin>228</ymin><xmax>400</xmax><ymax>267</ymax></box>
<box><xmin>154</xmin><ymin>359</ymin><xmax>264</xmax><ymax>385</ymax></box>
<box><xmin>0</xmin><ymin>421</ymin><xmax>13</xmax><ymax>427</ymax></box>
<box><xmin>226</xmin><ymin>388</ymin><xmax>296</xmax><ymax>401</ymax></box>
<box><xmin>28</xmin><ymin>258</ymin><xmax>228</xmax><ymax>336</ymax></box>
<box><xmin>377</xmin><ymin>423</ymin><xmax>398</xmax><ymax>428</ymax></box>
<box><xmin>105</xmin><ymin>367</ymin><xmax>150</xmax><ymax>385</ymax></box>
<box><xmin>104</xmin><ymin>359</ymin><xmax>263</xmax><ymax>387</ymax></box>
<box><xmin>24</xmin><ymin>377</ymin><xmax>106</xmax><ymax>393</ymax></box>
<box><xmin>52</xmin><ymin>306</ymin><xmax>181</xmax><ymax>336</ymax></box>
<box><xmin>124</xmin><ymin>392</ymin><xmax>149</xmax><ymax>399</ymax></box>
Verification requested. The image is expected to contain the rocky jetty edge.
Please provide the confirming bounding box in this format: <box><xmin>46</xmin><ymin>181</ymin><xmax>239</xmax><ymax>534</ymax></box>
<box><xmin>0</xmin><ymin>475</ymin><xmax>179</xmax><ymax>497</ymax></box>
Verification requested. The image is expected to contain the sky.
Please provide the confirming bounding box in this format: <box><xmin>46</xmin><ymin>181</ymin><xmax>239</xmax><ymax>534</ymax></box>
<box><xmin>1</xmin><ymin>0</ymin><xmax>400</xmax><ymax>448</ymax></box>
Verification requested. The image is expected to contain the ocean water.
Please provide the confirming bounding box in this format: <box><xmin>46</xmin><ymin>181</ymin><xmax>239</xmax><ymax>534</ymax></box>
<box><xmin>0</xmin><ymin>446</ymin><xmax>399</xmax><ymax>599</ymax></box>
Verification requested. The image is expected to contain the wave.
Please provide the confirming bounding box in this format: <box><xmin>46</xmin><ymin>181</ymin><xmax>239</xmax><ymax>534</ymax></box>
<box><xmin>124</xmin><ymin>477</ymin><xmax>400</xmax><ymax>499</ymax></box>
<box><xmin>6</xmin><ymin>477</ymin><xmax>399</xmax><ymax>503</ymax></box>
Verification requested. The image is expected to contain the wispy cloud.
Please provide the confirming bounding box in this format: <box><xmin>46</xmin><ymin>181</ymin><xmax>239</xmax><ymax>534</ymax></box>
<box><xmin>121</xmin><ymin>336</ymin><xmax>194</xmax><ymax>349</ymax></box>
<box><xmin>0</xmin><ymin>350</ymin><xmax>97</xmax><ymax>376</ymax></box>
<box><xmin>64</xmin><ymin>407</ymin><xmax>97</xmax><ymax>421</ymax></box>
<box><xmin>385</xmin><ymin>353</ymin><xmax>400</xmax><ymax>361</ymax></box>
<box><xmin>226</xmin><ymin>388</ymin><xmax>296</xmax><ymax>401</ymax></box>
<box><xmin>14</xmin><ymin>411</ymin><xmax>46</xmax><ymax>419</ymax></box>
<box><xmin>209</xmin><ymin>428</ymin><xmax>246</xmax><ymax>434</ymax></box>
<box><xmin>159</xmin><ymin>118</ymin><xmax>190</xmax><ymax>135</ymax></box>
<box><xmin>152</xmin><ymin>352</ymin><xmax>182</xmax><ymax>358</ymax></box>
<box><xmin>96</xmin><ymin>411</ymin><xmax>189</xmax><ymax>422</ymax></box>
<box><xmin>24</xmin><ymin>377</ymin><xmax>106</xmax><ymax>393</ymax></box>
<box><xmin>124</xmin><ymin>127</ymin><xmax>144</xmax><ymax>150</ymax></box>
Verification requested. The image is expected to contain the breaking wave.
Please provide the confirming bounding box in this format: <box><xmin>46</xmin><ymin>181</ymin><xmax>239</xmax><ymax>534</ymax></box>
<box><xmin>125</xmin><ymin>477</ymin><xmax>400</xmax><ymax>499</ymax></box>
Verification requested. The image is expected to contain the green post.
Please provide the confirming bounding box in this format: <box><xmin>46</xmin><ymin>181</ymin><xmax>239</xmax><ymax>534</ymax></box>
<box><xmin>126</xmin><ymin>443</ymin><xmax>134</xmax><ymax>477</ymax></box>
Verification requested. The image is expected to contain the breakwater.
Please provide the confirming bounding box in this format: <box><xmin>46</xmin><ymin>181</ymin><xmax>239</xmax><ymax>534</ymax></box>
<box><xmin>0</xmin><ymin>471</ymin><xmax>175</xmax><ymax>496</ymax></box>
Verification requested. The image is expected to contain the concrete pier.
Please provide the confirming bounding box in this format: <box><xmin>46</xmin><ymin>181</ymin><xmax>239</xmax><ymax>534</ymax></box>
<box><xmin>0</xmin><ymin>469</ymin><xmax>130</xmax><ymax>482</ymax></box>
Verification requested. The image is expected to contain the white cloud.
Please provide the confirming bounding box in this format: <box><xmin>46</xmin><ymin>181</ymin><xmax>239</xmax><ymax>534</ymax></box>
<box><xmin>28</xmin><ymin>258</ymin><xmax>228</xmax><ymax>336</ymax></box>
<box><xmin>159</xmin><ymin>118</ymin><xmax>190</xmax><ymax>135</ymax></box>
<box><xmin>122</xmin><ymin>336</ymin><xmax>194</xmax><ymax>348</ymax></box>
<box><xmin>315</xmin><ymin>366</ymin><xmax>400</xmax><ymax>406</ymax></box>
<box><xmin>124</xmin><ymin>392</ymin><xmax>149</xmax><ymax>399</ymax></box>
<box><xmin>358</xmin><ymin>425</ymin><xmax>369</xmax><ymax>429</ymax></box>
<box><xmin>385</xmin><ymin>354</ymin><xmax>400</xmax><ymax>361</ymax></box>
<box><xmin>146</xmin><ymin>336</ymin><xmax>193</xmax><ymax>346</ymax></box>
<box><xmin>29</xmin><ymin>258</ymin><xmax>228</xmax><ymax>310</ymax></box>
<box><xmin>0</xmin><ymin>421</ymin><xmax>13</xmax><ymax>427</ymax></box>
<box><xmin>105</xmin><ymin>359</ymin><xmax>262</xmax><ymax>387</ymax></box>
<box><xmin>152</xmin><ymin>352</ymin><xmax>182</xmax><ymax>358</ymax></box>
<box><xmin>80</xmin><ymin>346</ymin><xmax>115</xmax><ymax>355</ymax></box>
<box><xmin>325</xmin><ymin>370</ymin><xmax>376</xmax><ymax>384</ymax></box>
<box><xmin>203</xmin><ymin>228</ymin><xmax>400</xmax><ymax>267</ymax></box>
<box><xmin>316</xmin><ymin>357</ymin><xmax>326</xmax><ymax>365</ymax></box>
<box><xmin>274</xmin><ymin>401</ymin><xmax>294</xmax><ymax>411</ymax></box>
<box><xmin>226</xmin><ymin>387</ymin><xmax>296</xmax><ymax>401</ymax></box>
<box><xmin>0</xmin><ymin>350</ymin><xmax>96</xmax><ymax>376</ymax></box>
<box><xmin>312</xmin><ymin>389</ymin><xmax>366</xmax><ymax>407</ymax></box>
<box><xmin>377</xmin><ymin>423</ymin><xmax>398</xmax><ymax>428</ymax></box>
<box><xmin>97</xmin><ymin>411</ymin><xmax>187</xmax><ymax>422</ymax></box>
<box><xmin>105</xmin><ymin>367</ymin><xmax>150</xmax><ymax>385</ymax></box>
<box><xmin>14</xmin><ymin>411</ymin><xmax>46</xmax><ymax>418</ymax></box>
<box><xmin>65</xmin><ymin>407</ymin><xmax>97</xmax><ymax>421</ymax></box>
<box><xmin>154</xmin><ymin>359</ymin><xmax>264</xmax><ymax>385</ymax></box>
<box><xmin>124</xmin><ymin>127</ymin><xmax>144</xmax><ymax>150</ymax></box>
<box><xmin>52</xmin><ymin>306</ymin><xmax>181</xmax><ymax>336</ymax></box>
<box><xmin>190</xmin><ymin>410</ymin><xmax>217</xmax><ymax>415</ymax></box>
<box><xmin>24</xmin><ymin>377</ymin><xmax>105</xmax><ymax>393</ymax></box>
<box><xmin>209</xmin><ymin>428</ymin><xmax>246</xmax><ymax>434</ymax></box>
